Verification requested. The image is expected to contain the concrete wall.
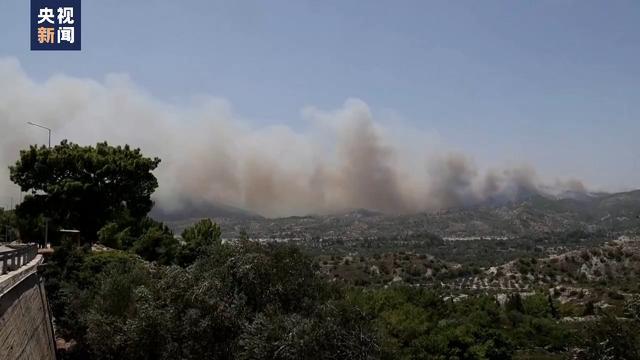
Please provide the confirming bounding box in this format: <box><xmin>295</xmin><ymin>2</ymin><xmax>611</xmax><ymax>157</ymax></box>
<box><xmin>0</xmin><ymin>255</ymin><xmax>56</xmax><ymax>360</ymax></box>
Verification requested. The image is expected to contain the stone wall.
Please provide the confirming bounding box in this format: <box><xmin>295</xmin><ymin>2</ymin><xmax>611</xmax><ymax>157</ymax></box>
<box><xmin>0</xmin><ymin>255</ymin><xmax>56</xmax><ymax>360</ymax></box>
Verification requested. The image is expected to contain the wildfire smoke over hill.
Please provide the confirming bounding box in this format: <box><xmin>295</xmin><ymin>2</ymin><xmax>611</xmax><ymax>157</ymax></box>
<box><xmin>0</xmin><ymin>58</ymin><xmax>586</xmax><ymax>217</ymax></box>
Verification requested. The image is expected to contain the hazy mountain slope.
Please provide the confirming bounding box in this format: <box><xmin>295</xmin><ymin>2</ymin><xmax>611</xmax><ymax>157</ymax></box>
<box><xmin>157</xmin><ymin>190</ymin><xmax>640</xmax><ymax>238</ymax></box>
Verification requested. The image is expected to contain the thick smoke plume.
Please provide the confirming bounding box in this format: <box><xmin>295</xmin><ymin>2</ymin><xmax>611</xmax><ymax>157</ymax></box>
<box><xmin>0</xmin><ymin>58</ymin><xmax>586</xmax><ymax>217</ymax></box>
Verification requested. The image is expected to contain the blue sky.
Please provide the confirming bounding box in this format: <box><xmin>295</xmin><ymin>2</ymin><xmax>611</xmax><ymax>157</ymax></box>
<box><xmin>1</xmin><ymin>0</ymin><xmax>639</xmax><ymax>191</ymax></box>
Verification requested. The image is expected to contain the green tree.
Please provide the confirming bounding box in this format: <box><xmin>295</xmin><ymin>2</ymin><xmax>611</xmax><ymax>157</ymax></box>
<box><xmin>505</xmin><ymin>293</ymin><xmax>525</xmax><ymax>314</ymax></box>
<box><xmin>97</xmin><ymin>222</ymin><xmax>133</xmax><ymax>249</ymax></box>
<box><xmin>10</xmin><ymin>141</ymin><xmax>160</xmax><ymax>242</ymax></box>
<box><xmin>130</xmin><ymin>222</ymin><xmax>178</xmax><ymax>265</ymax></box>
<box><xmin>181</xmin><ymin>219</ymin><xmax>221</xmax><ymax>246</ymax></box>
<box><xmin>42</xmin><ymin>238</ymin><xmax>144</xmax><ymax>348</ymax></box>
<box><xmin>177</xmin><ymin>219</ymin><xmax>222</xmax><ymax>265</ymax></box>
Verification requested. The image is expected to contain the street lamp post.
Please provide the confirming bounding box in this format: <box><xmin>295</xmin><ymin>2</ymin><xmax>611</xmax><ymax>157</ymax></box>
<box><xmin>27</xmin><ymin>122</ymin><xmax>51</xmax><ymax>148</ymax></box>
<box><xmin>27</xmin><ymin>122</ymin><xmax>52</xmax><ymax>247</ymax></box>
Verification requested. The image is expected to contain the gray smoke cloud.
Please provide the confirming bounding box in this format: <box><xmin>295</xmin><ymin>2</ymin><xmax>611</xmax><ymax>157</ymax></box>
<box><xmin>0</xmin><ymin>58</ymin><xmax>588</xmax><ymax>217</ymax></box>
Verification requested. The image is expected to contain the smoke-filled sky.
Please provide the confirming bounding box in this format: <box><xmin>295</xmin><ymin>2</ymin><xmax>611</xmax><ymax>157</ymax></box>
<box><xmin>0</xmin><ymin>1</ymin><xmax>639</xmax><ymax>216</ymax></box>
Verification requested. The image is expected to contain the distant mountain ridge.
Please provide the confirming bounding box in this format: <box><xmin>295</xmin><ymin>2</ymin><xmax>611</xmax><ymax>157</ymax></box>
<box><xmin>155</xmin><ymin>190</ymin><xmax>640</xmax><ymax>237</ymax></box>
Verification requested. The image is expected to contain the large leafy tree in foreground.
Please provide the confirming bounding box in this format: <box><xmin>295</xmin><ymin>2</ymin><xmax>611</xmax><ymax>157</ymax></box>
<box><xmin>10</xmin><ymin>141</ymin><xmax>161</xmax><ymax>242</ymax></box>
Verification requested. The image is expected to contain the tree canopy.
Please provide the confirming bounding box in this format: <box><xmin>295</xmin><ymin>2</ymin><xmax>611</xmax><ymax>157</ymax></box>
<box><xmin>10</xmin><ymin>141</ymin><xmax>160</xmax><ymax>242</ymax></box>
<box><xmin>177</xmin><ymin>218</ymin><xmax>222</xmax><ymax>265</ymax></box>
<box><xmin>45</xmin><ymin>238</ymin><xmax>378</xmax><ymax>360</ymax></box>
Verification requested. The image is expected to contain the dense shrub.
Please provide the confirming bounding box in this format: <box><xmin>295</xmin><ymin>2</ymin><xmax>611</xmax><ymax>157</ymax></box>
<box><xmin>49</xmin><ymin>237</ymin><xmax>377</xmax><ymax>360</ymax></box>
